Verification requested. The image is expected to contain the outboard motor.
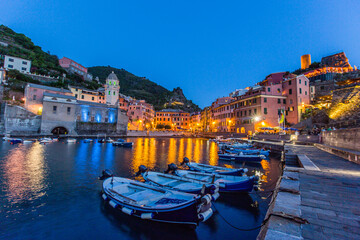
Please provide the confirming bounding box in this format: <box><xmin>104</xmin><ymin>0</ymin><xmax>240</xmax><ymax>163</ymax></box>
<box><xmin>136</xmin><ymin>165</ymin><xmax>148</xmax><ymax>176</ymax></box>
<box><xmin>164</xmin><ymin>163</ymin><xmax>178</xmax><ymax>174</ymax></box>
<box><xmin>180</xmin><ymin>157</ymin><xmax>190</xmax><ymax>166</ymax></box>
<box><xmin>99</xmin><ymin>169</ymin><xmax>113</xmax><ymax>180</ymax></box>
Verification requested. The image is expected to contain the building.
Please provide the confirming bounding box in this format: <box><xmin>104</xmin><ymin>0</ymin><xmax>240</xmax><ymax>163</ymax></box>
<box><xmin>190</xmin><ymin>112</ymin><xmax>201</xmax><ymax>132</ymax></box>
<box><xmin>105</xmin><ymin>71</ymin><xmax>120</xmax><ymax>106</ymax></box>
<box><xmin>321</xmin><ymin>52</ymin><xmax>351</xmax><ymax>68</ymax></box>
<box><xmin>59</xmin><ymin>57</ymin><xmax>92</xmax><ymax>81</ymax></box>
<box><xmin>301</xmin><ymin>54</ymin><xmax>311</xmax><ymax>69</ymax></box>
<box><xmin>200</xmin><ymin>106</ymin><xmax>212</xmax><ymax>132</ymax></box>
<box><xmin>155</xmin><ymin>109</ymin><xmax>190</xmax><ymax>130</ymax></box>
<box><xmin>24</xmin><ymin>83</ymin><xmax>73</xmax><ymax>115</ymax></box>
<box><xmin>127</xmin><ymin>100</ymin><xmax>155</xmax><ymax>130</ymax></box>
<box><xmin>40</xmin><ymin>92</ymin><xmax>128</xmax><ymax>135</ymax></box>
<box><xmin>3</xmin><ymin>55</ymin><xmax>31</xmax><ymax>73</ymax></box>
<box><xmin>68</xmin><ymin>85</ymin><xmax>106</xmax><ymax>104</ymax></box>
<box><xmin>0</xmin><ymin>68</ymin><xmax>6</xmax><ymax>84</ymax></box>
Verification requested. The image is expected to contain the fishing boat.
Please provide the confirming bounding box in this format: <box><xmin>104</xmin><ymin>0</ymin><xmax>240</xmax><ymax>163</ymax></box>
<box><xmin>223</xmin><ymin>148</ymin><xmax>270</xmax><ymax>156</ymax></box>
<box><xmin>99</xmin><ymin>170</ymin><xmax>213</xmax><ymax>228</ymax></box>
<box><xmin>98</xmin><ymin>139</ymin><xmax>106</xmax><ymax>143</ymax></box>
<box><xmin>9</xmin><ymin>138</ymin><xmax>22</xmax><ymax>144</ymax></box>
<box><xmin>136</xmin><ymin>165</ymin><xmax>219</xmax><ymax>200</ymax></box>
<box><xmin>83</xmin><ymin>139</ymin><xmax>93</xmax><ymax>143</ymax></box>
<box><xmin>112</xmin><ymin>139</ymin><xmax>133</xmax><ymax>147</ymax></box>
<box><xmin>181</xmin><ymin>157</ymin><xmax>247</xmax><ymax>176</ymax></box>
<box><xmin>218</xmin><ymin>153</ymin><xmax>264</xmax><ymax>162</ymax></box>
<box><xmin>66</xmin><ymin>138</ymin><xmax>77</xmax><ymax>143</ymax></box>
<box><xmin>106</xmin><ymin>138</ymin><xmax>114</xmax><ymax>143</ymax></box>
<box><xmin>166</xmin><ymin>164</ymin><xmax>258</xmax><ymax>193</ymax></box>
<box><xmin>22</xmin><ymin>139</ymin><xmax>36</xmax><ymax>144</ymax></box>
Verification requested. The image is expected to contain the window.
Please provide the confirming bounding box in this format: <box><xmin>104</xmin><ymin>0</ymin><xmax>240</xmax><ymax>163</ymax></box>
<box><xmin>92</xmin><ymin>97</ymin><xmax>94</xmax><ymax>100</ymax></box>
<box><xmin>67</xmin><ymin>107</ymin><xmax>71</xmax><ymax>115</ymax></box>
<box><xmin>8</xmin><ymin>64</ymin><xmax>13</xmax><ymax>68</ymax></box>
<box><xmin>22</xmin><ymin>61</ymin><xmax>27</xmax><ymax>65</ymax></box>
<box><xmin>108</xmin><ymin>91</ymin><xmax>111</xmax><ymax>95</ymax></box>
<box><xmin>305</xmin><ymin>81</ymin><xmax>307</xmax><ymax>86</ymax></box>
<box><xmin>283</xmin><ymin>99</ymin><xmax>286</xmax><ymax>104</ymax></box>
<box><xmin>109</xmin><ymin>81</ymin><xmax>112</xmax><ymax>85</ymax></box>
<box><xmin>268</xmin><ymin>87</ymin><xmax>270</xmax><ymax>92</ymax></box>
<box><xmin>249</xmin><ymin>110</ymin><xmax>251</xmax><ymax>115</ymax></box>
<box><xmin>277</xmin><ymin>88</ymin><xmax>281</xmax><ymax>93</ymax></box>
<box><xmin>264</xmin><ymin>98</ymin><xmax>267</xmax><ymax>103</ymax></box>
<box><xmin>320</xmin><ymin>86</ymin><xmax>325</xmax><ymax>90</ymax></box>
<box><xmin>253</xmin><ymin>98</ymin><xmax>257</xmax><ymax>103</ymax></box>
<box><xmin>299</xmin><ymin>88</ymin><xmax>302</xmax><ymax>94</ymax></box>
<box><xmin>113</xmin><ymin>91</ymin><xmax>115</xmax><ymax>95</ymax></box>
<box><xmin>299</xmin><ymin>79</ymin><xmax>301</xmax><ymax>84</ymax></box>
<box><xmin>9</xmin><ymin>58</ymin><xmax>14</xmax><ymax>62</ymax></box>
<box><xmin>53</xmin><ymin>106</ymin><xmax>57</xmax><ymax>113</ymax></box>
<box><xmin>254</xmin><ymin>109</ymin><xmax>257</xmax><ymax>114</ymax></box>
<box><xmin>289</xmin><ymin>80</ymin><xmax>292</xmax><ymax>85</ymax></box>
<box><xmin>278</xmin><ymin>99</ymin><xmax>281</xmax><ymax>104</ymax></box>
<box><xmin>305</xmin><ymin>91</ymin><xmax>307</xmax><ymax>95</ymax></box>
<box><xmin>290</xmin><ymin>99</ymin><xmax>293</xmax><ymax>104</ymax></box>
<box><xmin>81</xmin><ymin>95</ymin><xmax>84</xmax><ymax>99</ymax></box>
<box><xmin>264</xmin><ymin>108</ymin><xmax>268</xmax><ymax>114</ymax></box>
<box><xmin>75</xmin><ymin>94</ymin><xmax>78</xmax><ymax>98</ymax></box>
<box><xmin>33</xmin><ymin>95</ymin><xmax>36</xmax><ymax>100</ymax></box>
<box><xmin>21</xmin><ymin>67</ymin><xmax>27</xmax><ymax>71</ymax></box>
<box><xmin>289</xmin><ymin>89</ymin><xmax>292</xmax><ymax>95</ymax></box>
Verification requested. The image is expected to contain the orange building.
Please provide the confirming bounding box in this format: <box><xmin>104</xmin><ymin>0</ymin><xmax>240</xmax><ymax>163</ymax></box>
<box><xmin>155</xmin><ymin>109</ymin><xmax>190</xmax><ymax>130</ymax></box>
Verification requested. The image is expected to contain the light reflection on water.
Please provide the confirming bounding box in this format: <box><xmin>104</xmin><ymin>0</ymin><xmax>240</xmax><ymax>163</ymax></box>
<box><xmin>0</xmin><ymin>137</ymin><xmax>281</xmax><ymax>240</ymax></box>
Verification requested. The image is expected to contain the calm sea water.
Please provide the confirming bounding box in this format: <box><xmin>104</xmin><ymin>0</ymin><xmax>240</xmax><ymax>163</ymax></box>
<box><xmin>0</xmin><ymin>138</ymin><xmax>281</xmax><ymax>240</ymax></box>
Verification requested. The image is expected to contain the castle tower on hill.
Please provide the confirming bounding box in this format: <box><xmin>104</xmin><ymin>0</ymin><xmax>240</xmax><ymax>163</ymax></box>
<box><xmin>301</xmin><ymin>54</ymin><xmax>311</xmax><ymax>69</ymax></box>
<box><xmin>105</xmin><ymin>71</ymin><xmax>120</xmax><ymax>106</ymax></box>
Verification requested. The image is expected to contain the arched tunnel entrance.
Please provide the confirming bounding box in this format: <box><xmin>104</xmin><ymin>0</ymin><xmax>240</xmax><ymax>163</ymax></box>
<box><xmin>51</xmin><ymin>127</ymin><xmax>68</xmax><ymax>135</ymax></box>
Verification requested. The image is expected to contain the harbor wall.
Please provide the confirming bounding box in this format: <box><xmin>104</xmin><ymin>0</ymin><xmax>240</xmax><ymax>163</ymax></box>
<box><xmin>3</xmin><ymin>104</ymin><xmax>41</xmax><ymax>134</ymax></box>
<box><xmin>321</xmin><ymin>128</ymin><xmax>360</xmax><ymax>151</ymax></box>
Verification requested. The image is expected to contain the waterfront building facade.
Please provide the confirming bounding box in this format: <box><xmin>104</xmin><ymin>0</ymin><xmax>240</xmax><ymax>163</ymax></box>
<box><xmin>155</xmin><ymin>109</ymin><xmax>190</xmax><ymax>130</ymax></box>
<box><xmin>127</xmin><ymin>99</ymin><xmax>155</xmax><ymax>130</ymax></box>
<box><xmin>190</xmin><ymin>112</ymin><xmax>201</xmax><ymax>132</ymax></box>
<box><xmin>24</xmin><ymin>83</ymin><xmax>73</xmax><ymax>115</ymax></box>
<box><xmin>3</xmin><ymin>55</ymin><xmax>31</xmax><ymax>73</ymax></box>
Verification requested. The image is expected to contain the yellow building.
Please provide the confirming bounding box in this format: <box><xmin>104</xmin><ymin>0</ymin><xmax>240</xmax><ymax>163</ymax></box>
<box><xmin>68</xmin><ymin>85</ymin><xmax>106</xmax><ymax>104</ymax></box>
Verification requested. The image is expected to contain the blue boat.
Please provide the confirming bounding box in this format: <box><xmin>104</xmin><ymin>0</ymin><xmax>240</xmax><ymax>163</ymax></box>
<box><xmin>165</xmin><ymin>165</ymin><xmax>258</xmax><ymax>193</ymax></box>
<box><xmin>218</xmin><ymin>153</ymin><xmax>264</xmax><ymax>162</ymax></box>
<box><xmin>112</xmin><ymin>139</ymin><xmax>133</xmax><ymax>147</ymax></box>
<box><xmin>99</xmin><ymin>170</ymin><xmax>213</xmax><ymax>228</ymax></box>
<box><xmin>136</xmin><ymin>165</ymin><xmax>220</xmax><ymax>200</ymax></box>
<box><xmin>224</xmin><ymin>149</ymin><xmax>270</xmax><ymax>156</ymax></box>
<box><xmin>83</xmin><ymin>139</ymin><xmax>93</xmax><ymax>143</ymax></box>
<box><xmin>9</xmin><ymin>138</ymin><xmax>22</xmax><ymax>144</ymax></box>
<box><xmin>181</xmin><ymin>157</ymin><xmax>247</xmax><ymax>176</ymax></box>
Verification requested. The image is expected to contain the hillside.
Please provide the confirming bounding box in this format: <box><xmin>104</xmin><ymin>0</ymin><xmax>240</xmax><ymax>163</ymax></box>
<box><xmin>0</xmin><ymin>25</ymin><xmax>200</xmax><ymax>112</ymax></box>
<box><xmin>88</xmin><ymin>67</ymin><xmax>200</xmax><ymax>111</ymax></box>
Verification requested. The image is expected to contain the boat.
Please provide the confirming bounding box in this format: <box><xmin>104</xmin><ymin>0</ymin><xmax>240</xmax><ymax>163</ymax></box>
<box><xmin>98</xmin><ymin>139</ymin><xmax>106</xmax><ymax>143</ymax></box>
<box><xmin>165</xmin><ymin>164</ymin><xmax>258</xmax><ymax>193</ymax></box>
<box><xmin>223</xmin><ymin>148</ymin><xmax>270</xmax><ymax>156</ymax></box>
<box><xmin>136</xmin><ymin>165</ymin><xmax>219</xmax><ymax>200</ymax></box>
<box><xmin>9</xmin><ymin>138</ymin><xmax>22</xmax><ymax>144</ymax></box>
<box><xmin>106</xmin><ymin>138</ymin><xmax>114</xmax><ymax>143</ymax></box>
<box><xmin>99</xmin><ymin>170</ymin><xmax>213</xmax><ymax>227</ymax></box>
<box><xmin>181</xmin><ymin>157</ymin><xmax>248</xmax><ymax>176</ymax></box>
<box><xmin>218</xmin><ymin>153</ymin><xmax>264</xmax><ymax>162</ymax></box>
<box><xmin>112</xmin><ymin>139</ymin><xmax>133</xmax><ymax>147</ymax></box>
<box><xmin>66</xmin><ymin>138</ymin><xmax>77</xmax><ymax>143</ymax></box>
<box><xmin>22</xmin><ymin>139</ymin><xmax>36</xmax><ymax>144</ymax></box>
<box><xmin>83</xmin><ymin>139</ymin><xmax>93</xmax><ymax>143</ymax></box>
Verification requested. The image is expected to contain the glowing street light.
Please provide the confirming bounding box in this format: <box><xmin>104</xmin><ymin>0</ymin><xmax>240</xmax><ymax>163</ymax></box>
<box><xmin>254</xmin><ymin>116</ymin><xmax>260</xmax><ymax>122</ymax></box>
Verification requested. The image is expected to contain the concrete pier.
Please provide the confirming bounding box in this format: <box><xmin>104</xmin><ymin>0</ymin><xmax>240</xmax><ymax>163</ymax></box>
<box><xmin>258</xmin><ymin>144</ymin><xmax>360</xmax><ymax>240</ymax></box>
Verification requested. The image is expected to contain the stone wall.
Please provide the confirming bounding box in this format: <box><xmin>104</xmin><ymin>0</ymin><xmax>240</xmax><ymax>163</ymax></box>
<box><xmin>4</xmin><ymin>104</ymin><xmax>41</xmax><ymax>134</ymax></box>
<box><xmin>75</xmin><ymin>122</ymin><xmax>117</xmax><ymax>135</ymax></box>
<box><xmin>322</xmin><ymin>128</ymin><xmax>360</xmax><ymax>151</ymax></box>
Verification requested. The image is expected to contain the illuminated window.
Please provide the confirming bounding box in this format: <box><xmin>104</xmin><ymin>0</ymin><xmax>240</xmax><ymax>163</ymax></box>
<box><xmin>108</xmin><ymin>91</ymin><xmax>111</xmax><ymax>95</ymax></box>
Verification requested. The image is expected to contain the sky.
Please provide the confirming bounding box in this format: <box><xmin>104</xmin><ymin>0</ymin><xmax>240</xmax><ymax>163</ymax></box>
<box><xmin>1</xmin><ymin>0</ymin><xmax>360</xmax><ymax>108</ymax></box>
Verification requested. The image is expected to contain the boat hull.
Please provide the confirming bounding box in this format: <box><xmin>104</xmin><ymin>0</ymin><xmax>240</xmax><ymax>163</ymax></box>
<box><xmin>218</xmin><ymin>154</ymin><xmax>263</xmax><ymax>162</ymax></box>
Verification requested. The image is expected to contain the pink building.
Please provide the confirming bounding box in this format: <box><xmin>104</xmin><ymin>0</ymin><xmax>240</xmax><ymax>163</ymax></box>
<box><xmin>59</xmin><ymin>57</ymin><xmax>92</xmax><ymax>81</ymax></box>
<box><xmin>127</xmin><ymin>100</ymin><xmax>155</xmax><ymax>130</ymax></box>
<box><xmin>211</xmin><ymin>97</ymin><xmax>235</xmax><ymax>132</ymax></box>
<box><xmin>24</xmin><ymin>83</ymin><xmax>73</xmax><ymax>115</ymax></box>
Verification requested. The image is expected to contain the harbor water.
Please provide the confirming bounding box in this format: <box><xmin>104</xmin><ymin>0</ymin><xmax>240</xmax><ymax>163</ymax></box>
<box><xmin>0</xmin><ymin>138</ymin><xmax>282</xmax><ymax>240</ymax></box>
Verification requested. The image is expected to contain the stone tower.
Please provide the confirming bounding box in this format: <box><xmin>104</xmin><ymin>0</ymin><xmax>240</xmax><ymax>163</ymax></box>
<box><xmin>105</xmin><ymin>71</ymin><xmax>120</xmax><ymax>106</ymax></box>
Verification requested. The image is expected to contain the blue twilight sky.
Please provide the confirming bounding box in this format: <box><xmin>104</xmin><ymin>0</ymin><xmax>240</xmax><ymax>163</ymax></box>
<box><xmin>1</xmin><ymin>0</ymin><xmax>360</xmax><ymax>107</ymax></box>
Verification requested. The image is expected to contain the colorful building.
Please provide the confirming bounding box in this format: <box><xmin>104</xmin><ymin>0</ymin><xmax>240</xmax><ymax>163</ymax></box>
<box><xmin>3</xmin><ymin>55</ymin><xmax>31</xmax><ymax>73</ymax></box>
<box><xmin>127</xmin><ymin>100</ymin><xmax>155</xmax><ymax>130</ymax></box>
<box><xmin>59</xmin><ymin>57</ymin><xmax>92</xmax><ymax>81</ymax></box>
<box><xmin>105</xmin><ymin>71</ymin><xmax>120</xmax><ymax>106</ymax></box>
<box><xmin>68</xmin><ymin>85</ymin><xmax>106</xmax><ymax>104</ymax></box>
<box><xmin>155</xmin><ymin>109</ymin><xmax>190</xmax><ymax>130</ymax></box>
<box><xmin>190</xmin><ymin>112</ymin><xmax>201</xmax><ymax>132</ymax></box>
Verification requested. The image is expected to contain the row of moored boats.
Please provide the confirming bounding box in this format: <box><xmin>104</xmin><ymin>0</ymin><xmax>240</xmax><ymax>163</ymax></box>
<box><xmin>99</xmin><ymin>157</ymin><xmax>260</xmax><ymax>228</ymax></box>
